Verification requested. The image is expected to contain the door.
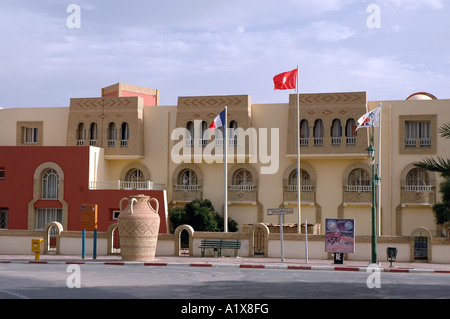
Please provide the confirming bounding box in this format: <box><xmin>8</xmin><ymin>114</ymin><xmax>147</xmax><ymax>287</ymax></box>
<box><xmin>253</xmin><ymin>227</ymin><xmax>265</xmax><ymax>256</ymax></box>
<box><xmin>179</xmin><ymin>229</ymin><xmax>190</xmax><ymax>256</ymax></box>
<box><xmin>113</xmin><ymin>227</ymin><xmax>121</xmax><ymax>253</ymax></box>
<box><xmin>414</xmin><ymin>236</ymin><xmax>428</xmax><ymax>260</ymax></box>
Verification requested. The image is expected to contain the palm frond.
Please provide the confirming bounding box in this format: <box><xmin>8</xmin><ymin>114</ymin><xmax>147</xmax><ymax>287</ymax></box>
<box><xmin>439</xmin><ymin>123</ymin><xmax>450</xmax><ymax>139</ymax></box>
<box><xmin>414</xmin><ymin>156</ymin><xmax>450</xmax><ymax>177</ymax></box>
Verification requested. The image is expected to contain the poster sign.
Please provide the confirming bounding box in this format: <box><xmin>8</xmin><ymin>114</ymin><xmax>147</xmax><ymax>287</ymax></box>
<box><xmin>325</xmin><ymin>218</ymin><xmax>355</xmax><ymax>253</ymax></box>
<box><xmin>81</xmin><ymin>204</ymin><xmax>98</xmax><ymax>231</ymax></box>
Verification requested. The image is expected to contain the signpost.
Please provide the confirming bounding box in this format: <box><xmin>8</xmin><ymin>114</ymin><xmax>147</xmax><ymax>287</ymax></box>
<box><xmin>267</xmin><ymin>207</ymin><xmax>293</xmax><ymax>262</ymax></box>
<box><xmin>81</xmin><ymin>204</ymin><xmax>98</xmax><ymax>259</ymax></box>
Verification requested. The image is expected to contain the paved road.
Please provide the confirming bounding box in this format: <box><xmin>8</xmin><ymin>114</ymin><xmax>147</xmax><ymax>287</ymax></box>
<box><xmin>1</xmin><ymin>263</ymin><xmax>450</xmax><ymax>300</ymax></box>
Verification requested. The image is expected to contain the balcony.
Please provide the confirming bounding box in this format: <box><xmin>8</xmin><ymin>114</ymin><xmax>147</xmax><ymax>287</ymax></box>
<box><xmin>401</xmin><ymin>185</ymin><xmax>435</xmax><ymax>207</ymax></box>
<box><xmin>283</xmin><ymin>184</ymin><xmax>315</xmax><ymax>205</ymax></box>
<box><xmin>228</xmin><ymin>184</ymin><xmax>257</xmax><ymax>204</ymax></box>
<box><xmin>172</xmin><ymin>184</ymin><xmax>202</xmax><ymax>203</ymax></box>
<box><xmin>89</xmin><ymin>180</ymin><xmax>165</xmax><ymax>190</ymax></box>
<box><xmin>343</xmin><ymin>185</ymin><xmax>372</xmax><ymax>206</ymax></box>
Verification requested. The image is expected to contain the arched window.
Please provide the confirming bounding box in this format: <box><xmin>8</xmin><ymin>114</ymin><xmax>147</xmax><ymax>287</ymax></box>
<box><xmin>42</xmin><ymin>168</ymin><xmax>59</xmax><ymax>199</ymax></box>
<box><xmin>186</xmin><ymin>121</ymin><xmax>194</xmax><ymax>147</ymax></box>
<box><xmin>331</xmin><ymin>119</ymin><xmax>342</xmax><ymax>145</ymax></box>
<box><xmin>107</xmin><ymin>122</ymin><xmax>117</xmax><ymax>147</ymax></box>
<box><xmin>288</xmin><ymin>169</ymin><xmax>311</xmax><ymax>192</ymax></box>
<box><xmin>125</xmin><ymin>169</ymin><xmax>145</xmax><ymax>182</ymax></box>
<box><xmin>200</xmin><ymin>121</ymin><xmax>208</xmax><ymax>147</ymax></box>
<box><xmin>347</xmin><ymin>168</ymin><xmax>371</xmax><ymax>192</ymax></box>
<box><xmin>314</xmin><ymin>119</ymin><xmax>324</xmax><ymax>146</ymax></box>
<box><xmin>346</xmin><ymin>118</ymin><xmax>357</xmax><ymax>145</ymax></box>
<box><xmin>121</xmin><ymin>122</ymin><xmax>129</xmax><ymax>147</ymax></box>
<box><xmin>76</xmin><ymin>123</ymin><xmax>85</xmax><ymax>145</ymax></box>
<box><xmin>89</xmin><ymin>123</ymin><xmax>98</xmax><ymax>146</ymax></box>
<box><xmin>406</xmin><ymin>168</ymin><xmax>430</xmax><ymax>192</ymax></box>
<box><xmin>229</xmin><ymin>120</ymin><xmax>238</xmax><ymax>146</ymax></box>
<box><xmin>300</xmin><ymin>120</ymin><xmax>309</xmax><ymax>146</ymax></box>
<box><xmin>177</xmin><ymin>169</ymin><xmax>198</xmax><ymax>191</ymax></box>
<box><xmin>231</xmin><ymin>168</ymin><xmax>254</xmax><ymax>192</ymax></box>
<box><xmin>123</xmin><ymin>168</ymin><xmax>146</xmax><ymax>189</ymax></box>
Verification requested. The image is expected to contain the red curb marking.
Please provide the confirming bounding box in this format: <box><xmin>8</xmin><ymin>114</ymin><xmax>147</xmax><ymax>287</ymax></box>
<box><xmin>29</xmin><ymin>261</ymin><xmax>48</xmax><ymax>264</ymax></box>
<box><xmin>287</xmin><ymin>265</ymin><xmax>312</xmax><ymax>270</ymax></box>
<box><xmin>104</xmin><ymin>262</ymin><xmax>124</xmax><ymax>265</ymax></box>
<box><xmin>385</xmin><ymin>268</ymin><xmax>409</xmax><ymax>273</ymax></box>
<box><xmin>240</xmin><ymin>264</ymin><xmax>264</xmax><ymax>269</ymax></box>
<box><xmin>334</xmin><ymin>267</ymin><xmax>360</xmax><ymax>272</ymax></box>
<box><xmin>190</xmin><ymin>263</ymin><xmax>212</xmax><ymax>267</ymax></box>
<box><xmin>144</xmin><ymin>262</ymin><xmax>167</xmax><ymax>266</ymax></box>
<box><xmin>0</xmin><ymin>261</ymin><xmax>11</xmax><ymax>263</ymax></box>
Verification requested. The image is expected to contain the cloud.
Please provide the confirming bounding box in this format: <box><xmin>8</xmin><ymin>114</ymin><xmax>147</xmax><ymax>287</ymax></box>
<box><xmin>303</xmin><ymin>21</ymin><xmax>356</xmax><ymax>42</ymax></box>
<box><xmin>379</xmin><ymin>0</ymin><xmax>445</xmax><ymax>10</ymax></box>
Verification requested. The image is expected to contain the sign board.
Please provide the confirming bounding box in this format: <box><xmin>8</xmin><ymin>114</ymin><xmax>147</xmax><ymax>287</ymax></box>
<box><xmin>267</xmin><ymin>207</ymin><xmax>294</xmax><ymax>215</ymax></box>
<box><xmin>325</xmin><ymin>218</ymin><xmax>355</xmax><ymax>253</ymax></box>
<box><xmin>81</xmin><ymin>204</ymin><xmax>98</xmax><ymax>231</ymax></box>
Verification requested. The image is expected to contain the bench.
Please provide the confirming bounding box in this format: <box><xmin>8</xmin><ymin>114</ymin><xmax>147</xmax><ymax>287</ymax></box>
<box><xmin>199</xmin><ymin>239</ymin><xmax>241</xmax><ymax>258</ymax></box>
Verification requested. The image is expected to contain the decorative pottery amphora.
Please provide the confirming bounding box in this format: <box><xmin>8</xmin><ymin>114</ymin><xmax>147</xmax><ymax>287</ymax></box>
<box><xmin>117</xmin><ymin>194</ymin><xmax>160</xmax><ymax>261</ymax></box>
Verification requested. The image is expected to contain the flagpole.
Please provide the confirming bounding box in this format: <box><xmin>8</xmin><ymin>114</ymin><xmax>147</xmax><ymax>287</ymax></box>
<box><xmin>295</xmin><ymin>65</ymin><xmax>301</xmax><ymax>235</ymax></box>
<box><xmin>224</xmin><ymin>105</ymin><xmax>228</xmax><ymax>233</ymax></box>
<box><xmin>377</xmin><ymin>103</ymin><xmax>382</xmax><ymax>236</ymax></box>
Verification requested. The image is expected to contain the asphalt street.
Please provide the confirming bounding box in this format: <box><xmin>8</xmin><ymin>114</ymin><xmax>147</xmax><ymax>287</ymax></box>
<box><xmin>1</xmin><ymin>262</ymin><xmax>450</xmax><ymax>300</ymax></box>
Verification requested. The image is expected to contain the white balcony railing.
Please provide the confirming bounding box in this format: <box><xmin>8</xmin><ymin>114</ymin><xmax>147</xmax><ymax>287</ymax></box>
<box><xmin>314</xmin><ymin>138</ymin><xmax>323</xmax><ymax>146</ymax></box>
<box><xmin>332</xmin><ymin>137</ymin><xmax>341</xmax><ymax>145</ymax></box>
<box><xmin>89</xmin><ymin>180</ymin><xmax>165</xmax><ymax>190</ymax></box>
<box><xmin>286</xmin><ymin>184</ymin><xmax>314</xmax><ymax>192</ymax></box>
<box><xmin>174</xmin><ymin>184</ymin><xmax>200</xmax><ymax>191</ymax></box>
<box><xmin>405</xmin><ymin>138</ymin><xmax>416</xmax><ymax>147</ymax></box>
<box><xmin>346</xmin><ymin>137</ymin><xmax>356</xmax><ymax>145</ymax></box>
<box><xmin>229</xmin><ymin>184</ymin><xmax>255</xmax><ymax>192</ymax></box>
<box><xmin>420</xmin><ymin>138</ymin><xmax>431</xmax><ymax>147</ymax></box>
<box><xmin>346</xmin><ymin>185</ymin><xmax>372</xmax><ymax>192</ymax></box>
<box><xmin>404</xmin><ymin>185</ymin><xmax>433</xmax><ymax>192</ymax></box>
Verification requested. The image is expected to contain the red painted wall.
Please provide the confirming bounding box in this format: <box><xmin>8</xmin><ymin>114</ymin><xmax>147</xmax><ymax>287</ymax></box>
<box><xmin>120</xmin><ymin>90</ymin><xmax>157</xmax><ymax>106</ymax></box>
<box><xmin>0</xmin><ymin>146</ymin><xmax>167</xmax><ymax>233</ymax></box>
<box><xmin>102</xmin><ymin>90</ymin><xmax>157</xmax><ymax>106</ymax></box>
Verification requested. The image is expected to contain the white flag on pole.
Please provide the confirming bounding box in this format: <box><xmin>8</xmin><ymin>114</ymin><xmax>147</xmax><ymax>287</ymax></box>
<box><xmin>356</xmin><ymin>107</ymin><xmax>380</xmax><ymax>130</ymax></box>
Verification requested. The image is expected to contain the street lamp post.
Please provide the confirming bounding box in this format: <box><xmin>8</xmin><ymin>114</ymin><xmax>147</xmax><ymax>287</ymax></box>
<box><xmin>366</xmin><ymin>142</ymin><xmax>378</xmax><ymax>264</ymax></box>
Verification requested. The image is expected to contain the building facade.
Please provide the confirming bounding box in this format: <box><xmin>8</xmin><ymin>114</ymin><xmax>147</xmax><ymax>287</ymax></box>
<box><xmin>0</xmin><ymin>83</ymin><xmax>448</xmax><ymax>241</ymax></box>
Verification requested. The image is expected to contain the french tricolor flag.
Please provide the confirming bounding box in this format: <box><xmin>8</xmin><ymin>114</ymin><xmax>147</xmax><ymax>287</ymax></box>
<box><xmin>209</xmin><ymin>109</ymin><xmax>226</xmax><ymax>131</ymax></box>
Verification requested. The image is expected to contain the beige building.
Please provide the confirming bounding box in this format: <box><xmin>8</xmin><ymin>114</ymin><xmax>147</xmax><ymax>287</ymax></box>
<box><xmin>1</xmin><ymin>84</ymin><xmax>448</xmax><ymax>239</ymax></box>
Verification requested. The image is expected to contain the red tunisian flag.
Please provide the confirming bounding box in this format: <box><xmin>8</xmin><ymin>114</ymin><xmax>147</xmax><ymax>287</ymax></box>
<box><xmin>273</xmin><ymin>68</ymin><xmax>297</xmax><ymax>90</ymax></box>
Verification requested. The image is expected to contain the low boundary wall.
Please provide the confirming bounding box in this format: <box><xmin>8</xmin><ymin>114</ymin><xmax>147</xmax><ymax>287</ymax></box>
<box><xmin>1</xmin><ymin>224</ymin><xmax>450</xmax><ymax>263</ymax></box>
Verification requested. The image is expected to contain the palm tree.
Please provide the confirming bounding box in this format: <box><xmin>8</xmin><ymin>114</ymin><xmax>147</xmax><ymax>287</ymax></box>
<box><xmin>414</xmin><ymin>123</ymin><xmax>450</xmax><ymax>177</ymax></box>
<box><xmin>414</xmin><ymin>123</ymin><xmax>450</xmax><ymax>227</ymax></box>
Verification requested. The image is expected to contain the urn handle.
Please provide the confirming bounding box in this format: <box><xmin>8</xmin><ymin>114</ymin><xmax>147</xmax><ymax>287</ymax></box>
<box><xmin>147</xmin><ymin>197</ymin><xmax>159</xmax><ymax>215</ymax></box>
<box><xmin>119</xmin><ymin>197</ymin><xmax>138</xmax><ymax>214</ymax></box>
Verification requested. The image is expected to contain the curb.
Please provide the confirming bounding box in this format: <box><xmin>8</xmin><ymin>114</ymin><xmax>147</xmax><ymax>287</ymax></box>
<box><xmin>2</xmin><ymin>260</ymin><xmax>450</xmax><ymax>273</ymax></box>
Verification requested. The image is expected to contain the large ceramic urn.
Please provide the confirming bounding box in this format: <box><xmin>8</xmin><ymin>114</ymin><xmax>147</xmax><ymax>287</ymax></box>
<box><xmin>118</xmin><ymin>194</ymin><xmax>160</xmax><ymax>261</ymax></box>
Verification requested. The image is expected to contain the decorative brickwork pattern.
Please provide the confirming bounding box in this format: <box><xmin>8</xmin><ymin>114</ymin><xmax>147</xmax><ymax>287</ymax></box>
<box><xmin>287</xmin><ymin>92</ymin><xmax>369</xmax><ymax>156</ymax></box>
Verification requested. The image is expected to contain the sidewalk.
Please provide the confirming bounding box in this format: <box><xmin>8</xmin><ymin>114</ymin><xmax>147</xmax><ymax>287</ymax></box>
<box><xmin>2</xmin><ymin>254</ymin><xmax>450</xmax><ymax>273</ymax></box>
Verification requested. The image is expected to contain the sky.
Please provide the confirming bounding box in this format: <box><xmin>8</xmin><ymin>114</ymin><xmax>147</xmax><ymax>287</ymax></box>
<box><xmin>0</xmin><ymin>0</ymin><xmax>449</xmax><ymax>108</ymax></box>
